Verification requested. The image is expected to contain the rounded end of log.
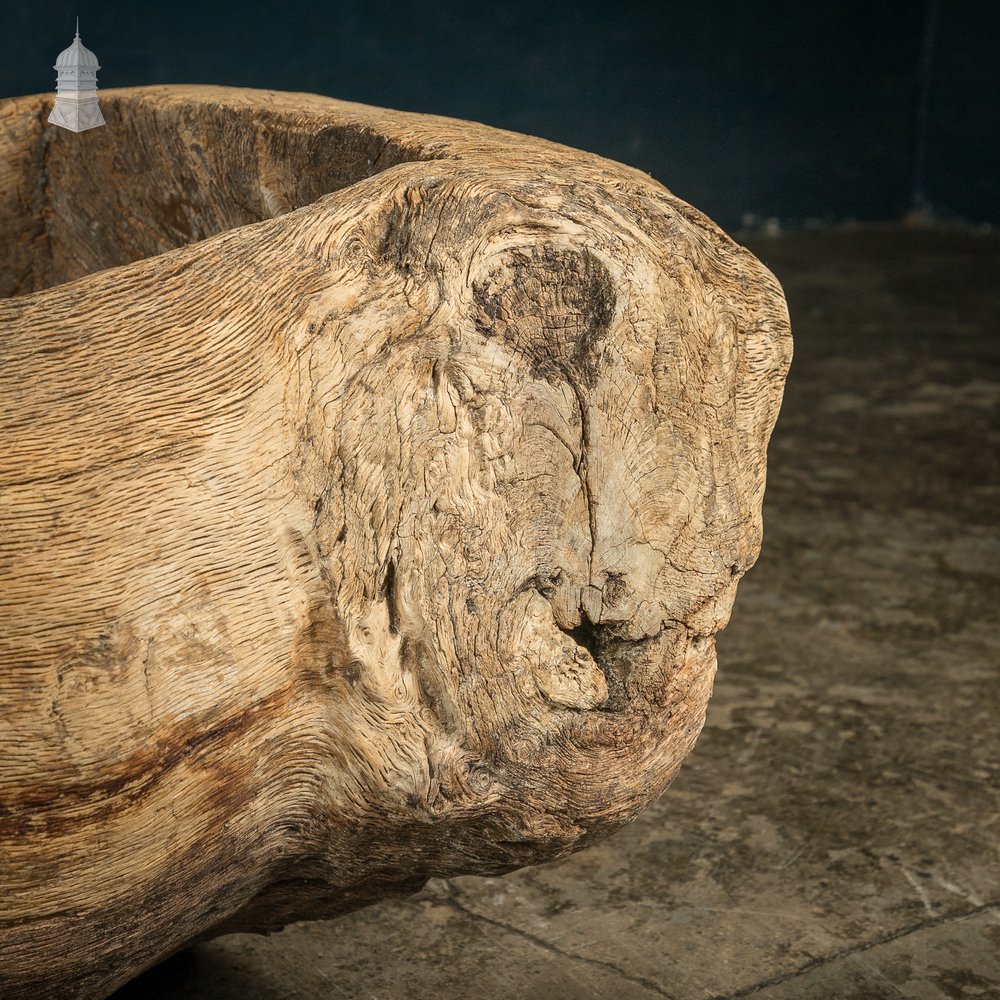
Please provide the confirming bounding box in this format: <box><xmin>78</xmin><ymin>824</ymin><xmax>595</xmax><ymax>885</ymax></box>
<box><xmin>0</xmin><ymin>85</ymin><xmax>791</xmax><ymax>997</ymax></box>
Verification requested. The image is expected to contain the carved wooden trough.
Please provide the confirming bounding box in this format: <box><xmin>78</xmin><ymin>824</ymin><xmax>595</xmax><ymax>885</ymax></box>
<box><xmin>0</xmin><ymin>85</ymin><xmax>792</xmax><ymax>997</ymax></box>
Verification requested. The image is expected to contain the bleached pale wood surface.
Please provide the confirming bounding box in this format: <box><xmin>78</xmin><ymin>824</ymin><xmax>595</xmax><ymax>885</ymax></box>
<box><xmin>0</xmin><ymin>85</ymin><xmax>791</xmax><ymax>998</ymax></box>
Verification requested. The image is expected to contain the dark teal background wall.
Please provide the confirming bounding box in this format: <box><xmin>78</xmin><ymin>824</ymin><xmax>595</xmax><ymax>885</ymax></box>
<box><xmin>2</xmin><ymin>0</ymin><xmax>997</xmax><ymax>230</ymax></box>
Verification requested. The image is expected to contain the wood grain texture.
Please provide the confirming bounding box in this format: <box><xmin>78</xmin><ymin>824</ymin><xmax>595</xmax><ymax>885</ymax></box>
<box><xmin>0</xmin><ymin>85</ymin><xmax>792</xmax><ymax>998</ymax></box>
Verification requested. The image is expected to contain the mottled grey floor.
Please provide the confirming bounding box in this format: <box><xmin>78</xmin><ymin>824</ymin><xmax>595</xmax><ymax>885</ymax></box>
<box><xmin>114</xmin><ymin>227</ymin><xmax>1000</xmax><ymax>999</ymax></box>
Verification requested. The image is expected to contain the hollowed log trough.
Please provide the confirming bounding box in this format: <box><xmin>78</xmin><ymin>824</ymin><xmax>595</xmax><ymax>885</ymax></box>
<box><xmin>0</xmin><ymin>85</ymin><xmax>792</xmax><ymax>998</ymax></box>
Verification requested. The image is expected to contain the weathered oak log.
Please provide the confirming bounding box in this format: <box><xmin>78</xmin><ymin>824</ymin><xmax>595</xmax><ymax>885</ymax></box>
<box><xmin>0</xmin><ymin>85</ymin><xmax>791</xmax><ymax>997</ymax></box>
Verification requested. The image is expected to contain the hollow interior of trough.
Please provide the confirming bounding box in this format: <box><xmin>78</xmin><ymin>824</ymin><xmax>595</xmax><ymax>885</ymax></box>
<box><xmin>0</xmin><ymin>93</ymin><xmax>423</xmax><ymax>299</ymax></box>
